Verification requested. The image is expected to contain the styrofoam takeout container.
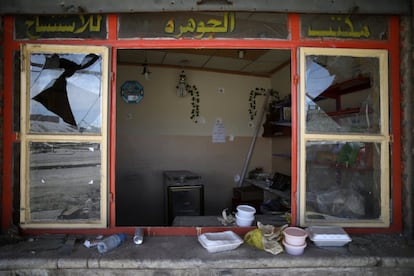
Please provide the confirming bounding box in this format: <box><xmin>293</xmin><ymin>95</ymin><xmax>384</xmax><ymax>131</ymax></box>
<box><xmin>306</xmin><ymin>226</ymin><xmax>352</xmax><ymax>247</ymax></box>
<box><xmin>198</xmin><ymin>231</ymin><xmax>243</xmax><ymax>253</ymax></box>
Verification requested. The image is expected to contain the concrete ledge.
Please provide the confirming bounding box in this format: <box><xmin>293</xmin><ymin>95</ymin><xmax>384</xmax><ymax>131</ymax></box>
<box><xmin>1</xmin><ymin>234</ymin><xmax>413</xmax><ymax>275</ymax></box>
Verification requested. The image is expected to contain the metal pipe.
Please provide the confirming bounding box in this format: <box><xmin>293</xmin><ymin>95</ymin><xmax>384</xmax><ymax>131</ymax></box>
<box><xmin>238</xmin><ymin>91</ymin><xmax>271</xmax><ymax>187</ymax></box>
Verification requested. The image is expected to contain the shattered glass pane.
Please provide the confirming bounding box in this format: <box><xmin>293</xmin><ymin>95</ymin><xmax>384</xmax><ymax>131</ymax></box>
<box><xmin>305</xmin><ymin>141</ymin><xmax>382</xmax><ymax>222</ymax></box>
<box><xmin>305</xmin><ymin>55</ymin><xmax>381</xmax><ymax>134</ymax></box>
<box><xmin>29</xmin><ymin>52</ymin><xmax>103</xmax><ymax>134</ymax></box>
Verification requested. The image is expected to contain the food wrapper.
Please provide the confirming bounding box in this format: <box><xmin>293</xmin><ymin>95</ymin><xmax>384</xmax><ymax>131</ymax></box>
<box><xmin>244</xmin><ymin>222</ymin><xmax>288</xmax><ymax>255</ymax></box>
<box><xmin>217</xmin><ymin>208</ymin><xmax>236</xmax><ymax>226</ymax></box>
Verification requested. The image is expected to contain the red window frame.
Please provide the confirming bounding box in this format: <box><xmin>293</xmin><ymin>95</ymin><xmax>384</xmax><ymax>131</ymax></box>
<box><xmin>1</xmin><ymin>14</ymin><xmax>401</xmax><ymax>235</ymax></box>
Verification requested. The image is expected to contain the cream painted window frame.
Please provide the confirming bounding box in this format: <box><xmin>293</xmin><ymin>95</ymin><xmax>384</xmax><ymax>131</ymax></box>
<box><xmin>298</xmin><ymin>47</ymin><xmax>390</xmax><ymax>228</ymax></box>
<box><xmin>20</xmin><ymin>44</ymin><xmax>109</xmax><ymax>228</ymax></box>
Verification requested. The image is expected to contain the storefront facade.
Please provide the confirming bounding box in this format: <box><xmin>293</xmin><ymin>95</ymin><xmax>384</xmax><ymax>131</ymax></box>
<box><xmin>0</xmin><ymin>1</ymin><xmax>412</xmax><ymax>237</ymax></box>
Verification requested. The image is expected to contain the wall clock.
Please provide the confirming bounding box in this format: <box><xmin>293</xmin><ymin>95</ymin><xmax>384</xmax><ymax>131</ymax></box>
<box><xmin>120</xmin><ymin>80</ymin><xmax>144</xmax><ymax>103</ymax></box>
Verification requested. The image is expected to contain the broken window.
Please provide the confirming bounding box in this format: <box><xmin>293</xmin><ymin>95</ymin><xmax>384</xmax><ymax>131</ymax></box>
<box><xmin>20</xmin><ymin>44</ymin><xmax>109</xmax><ymax>228</ymax></box>
<box><xmin>299</xmin><ymin>48</ymin><xmax>390</xmax><ymax>228</ymax></box>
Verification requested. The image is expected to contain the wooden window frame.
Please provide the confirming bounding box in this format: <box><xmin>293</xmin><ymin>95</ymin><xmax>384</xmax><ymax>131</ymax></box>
<box><xmin>298</xmin><ymin>47</ymin><xmax>390</xmax><ymax>228</ymax></box>
<box><xmin>19</xmin><ymin>44</ymin><xmax>109</xmax><ymax>229</ymax></box>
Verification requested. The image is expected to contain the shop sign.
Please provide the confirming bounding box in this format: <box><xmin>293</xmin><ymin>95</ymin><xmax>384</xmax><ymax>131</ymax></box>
<box><xmin>15</xmin><ymin>15</ymin><xmax>107</xmax><ymax>40</ymax></box>
<box><xmin>118</xmin><ymin>12</ymin><xmax>288</xmax><ymax>39</ymax></box>
<box><xmin>301</xmin><ymin>14</ymin><xmax>389</xmax><ymax>40</ymax></box>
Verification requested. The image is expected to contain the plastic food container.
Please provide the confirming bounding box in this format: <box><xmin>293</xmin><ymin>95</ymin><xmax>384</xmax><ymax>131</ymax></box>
<box><xmin>283</xmin><ymin>239</ymin><xmax>307</xmax><ymax>255</ymax></box>
<box><xmin>283</xmin><ymin>227</ymin><xmax>308</xmax><ymax>246</ymax></box>
<box><xmin>235</xmin><ymin>213</ymin><xmax>254</xmax><ymax>226</ymax></box>
<box><xmin>198</xmin><ymin>231</ymin><xmax>243</xmax><ymax>253</ymax></box>
<box><xmin>306</xmin><ymin>226</ymin><xmax>352</xmax><ymax>247</ymax></box>
<box><xmin>236</xmin><ymin>205</ymin><xmax>256</xmax><ymax>218</ymax></box>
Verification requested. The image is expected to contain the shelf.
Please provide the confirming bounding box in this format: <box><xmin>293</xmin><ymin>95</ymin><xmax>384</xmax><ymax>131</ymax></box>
<box><xmin>243</xmin><ymin>179</ymin><xmax>290</xmax><ymax>199</ymax></box>
<box><xmin>314</xmin><ymin>76</ymin><xmax>371</xmax><ymax>111</ymax></box>
<box><xmin>327</xmin><ymin>107</ymin><xmax>360</xmax><ymax>117</ymax></box>
<box><xmin>263</xmin><ymin>121</ymin><xmax>291</xmax><ymax>137</ymax></box>
<box><xmin>271</xmin><ymin>121</ymin><xmax>291</xmax><ymax>126</ymax></box>
<box><xmin>307</xmin><ymin>160</ymin><xmax>372</xmax><ymax>171</ymax></box>
<box><xmin>316</xmin><ymin>76</ymin><xmax>371</xmax><ymax>100</ymax></box>
<box><xmin>272</xmin><ymin>153</ymin><xmax>291</xmax><ymax>158</ymax></box>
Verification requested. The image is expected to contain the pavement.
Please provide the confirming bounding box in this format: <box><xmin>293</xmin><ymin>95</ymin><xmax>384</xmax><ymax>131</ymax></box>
<box><xmin>1</xmin><ymin>231</ymin><xmax>414</xmax><ymax>275</ymax></box>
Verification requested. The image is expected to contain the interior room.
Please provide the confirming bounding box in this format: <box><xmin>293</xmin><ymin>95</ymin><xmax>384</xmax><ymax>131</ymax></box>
<box><xmin>115</xmin><ymin>49</ymin><xmax>292</xmax><ymax>226</ymax></box>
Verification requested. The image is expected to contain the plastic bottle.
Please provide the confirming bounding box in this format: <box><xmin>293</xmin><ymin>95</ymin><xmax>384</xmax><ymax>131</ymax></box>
<box><xmin>97</xmin><ymin>233</ymin><xmax>127</xmax><ymax>253</ymax></box>
<box><xmin>133</xmin><ymin>227</ymin><xmax>144</xmax><ymax>245</ymax></box>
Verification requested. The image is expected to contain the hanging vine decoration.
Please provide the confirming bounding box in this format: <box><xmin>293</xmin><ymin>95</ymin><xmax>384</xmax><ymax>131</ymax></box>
<box><xmin>249</xmin><ymin>88</ymin><xmax>265</xmax><ymax>120</ymax></box>
<box><xmin>248</xmin><ymin>88</ymin><xmax>279</xmax><ymax>121</ymax></box>
<box><xmin>187</xmin><ymin>84</ymin><xmax>200</xmax><ymax>123</ymax></box>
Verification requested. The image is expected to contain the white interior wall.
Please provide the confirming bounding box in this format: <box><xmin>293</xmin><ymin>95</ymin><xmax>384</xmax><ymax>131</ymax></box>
<box><xmin>118</xmin><ymin>65</ymin><xmax>271</xmax><ymax>137</ymax></box>
<box><xmin>271</xmin><ymin>63</ymin><xmax>291</xmax><ymax>99</ymax></box>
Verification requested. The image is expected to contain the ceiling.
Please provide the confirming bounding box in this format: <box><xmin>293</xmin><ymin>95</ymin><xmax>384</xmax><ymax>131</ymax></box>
<box><xmin>117</xmin><ymin>49</ymin><xmax>291</xmax><ymax>77</ymax></box>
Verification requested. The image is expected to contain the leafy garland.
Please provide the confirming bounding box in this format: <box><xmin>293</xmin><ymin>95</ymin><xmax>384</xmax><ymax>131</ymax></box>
<box><xmin>248</xmin><ymin>88</ymin><xmax>279</xmax><ymax>121</ymax></box>
<box><xmin>187</xmin><ymin>84</ymin><xmax>200</xmax><ymax>123</ymax></box>
<box><xmin>184</xmin><ymin>86</ymin><xmax>279</xmax><ymax>123</ymax></box>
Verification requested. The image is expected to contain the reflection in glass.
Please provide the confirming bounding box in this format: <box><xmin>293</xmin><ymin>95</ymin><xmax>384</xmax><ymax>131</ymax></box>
<box><xmin>29</xmin><ymin>53</ymin><xmax>102</xmax><ymax>133</ymax></box>
<box><xmin>29</xmin><ymin>142</ymin><xmax>101</xmax><ymax>222</ymax></box>
<box><xmin>305</xmin><ymin>141</ymin><xmax>381</xmax><ymax>222</ymax></box>
<box><xmin>305</xmin><ymin>55</ymin><xmax>380</xmax><ymax>134</ymax></box>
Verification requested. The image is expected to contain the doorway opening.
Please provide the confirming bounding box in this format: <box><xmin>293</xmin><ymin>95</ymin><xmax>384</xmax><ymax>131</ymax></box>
<box><xmin>115</xmin><ymin>48</ymin><xmax>293</xmax><ymax>226</ymax></box>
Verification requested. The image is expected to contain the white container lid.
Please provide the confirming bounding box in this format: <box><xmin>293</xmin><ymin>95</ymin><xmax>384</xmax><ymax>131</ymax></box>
<box><xmin>306</xmin><ymin>226</ymin><xmax>352</xmax><ymax>247</ymax></box>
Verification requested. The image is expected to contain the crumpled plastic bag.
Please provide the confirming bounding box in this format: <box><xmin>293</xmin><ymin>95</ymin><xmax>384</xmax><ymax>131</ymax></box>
<box><xmin>217</xmin><ymin>208</ymin><xmax>236</xmax><ymax>226</ymax></box>
<box><xmin>244</xmin><ymin>222</ymin><xmax>288</xmax><ymax>255</ymax></box>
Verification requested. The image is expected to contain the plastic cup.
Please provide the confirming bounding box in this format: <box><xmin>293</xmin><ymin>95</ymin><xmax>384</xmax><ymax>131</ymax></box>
<box><xmin>236</xmin><ymin>205</ymin><xmax>256</xmax><ymax>218</ymax></box>
<box><xmin>235</xmin><ymin>213</ymin><xmax>254</xmax><ymax>226</ymax></box>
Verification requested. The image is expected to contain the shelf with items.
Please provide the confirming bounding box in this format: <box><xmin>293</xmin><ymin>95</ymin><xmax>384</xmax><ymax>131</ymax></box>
<box><xmin>263</xmin><ymin>77</ymin><xmax>371</xmax><ymax>137</ymax></box>
<box><xmin>263</xmin><ymin>96</ymin><xmax>292</xmax><ymax>137</ymax></box>
<box><xmin>307</xmin><ymin>76</ymin><xmax>374</xmax><ymax>133</ymax></box>
<box><xmin>243</xmin><ymin>178</ymin><xmax>290</xmax><ymax>200</ymax></box>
